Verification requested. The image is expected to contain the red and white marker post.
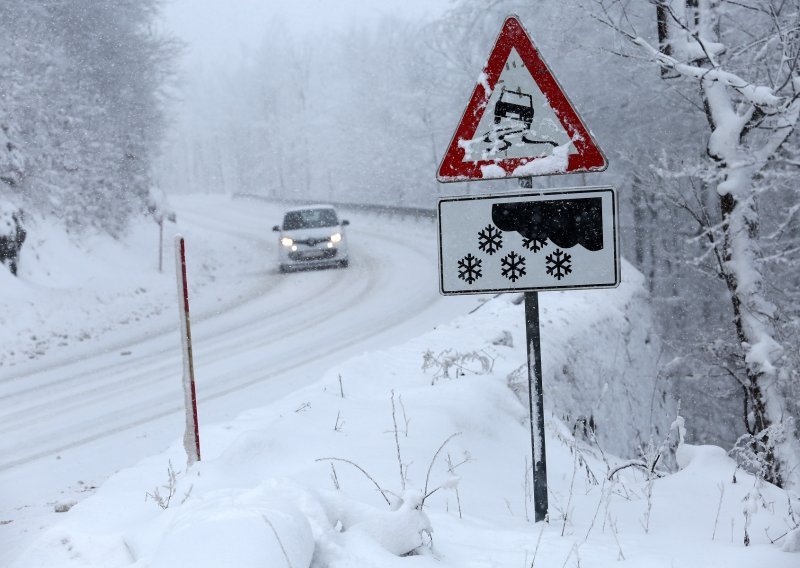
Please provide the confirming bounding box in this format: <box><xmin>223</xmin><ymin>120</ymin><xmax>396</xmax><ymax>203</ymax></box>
<box><xmin>175</xmin><ymin>235</ymin><xmax>201</xmax><ymax>466</ymax></box>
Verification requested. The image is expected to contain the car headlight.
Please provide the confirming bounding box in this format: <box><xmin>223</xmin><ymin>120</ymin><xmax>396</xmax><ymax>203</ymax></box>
<box><xmin>330</xmin><ymin>232</ymin><xmax>342</xmax><ymax>243</ymax></box>
<box><xmin>281</xmin><ymin>237</ymin><xmax>294</xmax><ymax>247</ymax></box>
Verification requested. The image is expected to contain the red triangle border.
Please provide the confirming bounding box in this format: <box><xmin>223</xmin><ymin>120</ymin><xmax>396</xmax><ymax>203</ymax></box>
<box><xmin>437</xmin><ymin>16</ymin><xmax>607</xmax><ymax>182</ymax></box>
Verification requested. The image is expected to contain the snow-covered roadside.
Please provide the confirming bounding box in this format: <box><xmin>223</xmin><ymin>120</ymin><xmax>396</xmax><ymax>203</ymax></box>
<box><xmin>0</xmin><ymin>195</ymin><xmax>483</xmax><ymax>565</ymax></box>
<box><xmin>0</xmin><ymin>197</ymin><xmax>272</xmax><ymax>370</ymax></box>
<box><xmin>11</xmin><ymin>262</ymin><xmax>797</xmax><ymax>566</ymax></box>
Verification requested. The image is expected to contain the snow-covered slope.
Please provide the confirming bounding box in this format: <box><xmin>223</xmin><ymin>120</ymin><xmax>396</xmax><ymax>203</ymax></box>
<box><xmin>9</xmin><ymin>259</ymin><xmax>798</xmax><ymax>566</ymax></box>
<box><xmin>0</xmin><ymin>196</ymin><xmax>480</xmax><ymax>564</ymax></box>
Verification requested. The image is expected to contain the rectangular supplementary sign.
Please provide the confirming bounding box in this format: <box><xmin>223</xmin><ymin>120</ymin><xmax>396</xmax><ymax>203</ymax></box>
<box><xmin>438</xmin><ymin>186</ymin><xmax>619</xmax><ymax>294</ymax></box>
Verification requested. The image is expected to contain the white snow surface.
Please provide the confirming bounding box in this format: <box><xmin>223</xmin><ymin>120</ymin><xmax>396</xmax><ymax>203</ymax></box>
<box><xmin>2</xmin><ymin>196</ymin><xmax>798</xmax><ymax>566</ymax></box>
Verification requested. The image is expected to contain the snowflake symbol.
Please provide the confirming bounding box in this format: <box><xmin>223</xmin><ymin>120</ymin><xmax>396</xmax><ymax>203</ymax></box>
<box><xmin>522</xmin><ymin>236</ymin><xmax>548</xmax><ymax>253</ymax></box>
<box><xmin>457</xmin><ymin>253</ymin><xmax>483</xmax><ymax>284</ymax></box>
<box><xmin>500</xmin><ymin>251</ymin><xmax>527</xmax><ymax>282</ymax></box>
<box><xmin>545</xmin><ymin>249</ymin><xmax>572</xmax><ymax>280</ymax></box>
<box><xmin>478</xmin><ymin>224</ymin><xmax>503</xmax><ymax>255</ymax></box>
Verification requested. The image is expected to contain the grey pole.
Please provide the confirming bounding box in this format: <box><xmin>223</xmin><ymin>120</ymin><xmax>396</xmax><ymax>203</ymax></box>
<box><xmin>524</xmin><ymin>291</ymin><xmax>548</xmax><ymax>522</ymax></box>
<box><xmin>519</xmin><ymin>176</ymin><xmax>548</xmax><ymax>523</ymax></box>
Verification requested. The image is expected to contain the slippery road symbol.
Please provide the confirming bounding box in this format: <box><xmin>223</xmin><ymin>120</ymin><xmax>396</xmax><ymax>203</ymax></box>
<box><xmin>481</xmin><ymin>87</ymin><xmax>558</xmax><ymax>153</ymax></box>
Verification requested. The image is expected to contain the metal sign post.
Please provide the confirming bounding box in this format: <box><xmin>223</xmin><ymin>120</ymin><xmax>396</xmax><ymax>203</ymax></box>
<box><xmin>524</xmin><ymin>290</ymin><xmax>548</xmax><ymax>522</ymax></box>
<box><xmin>518</xmin><ymin>176</ymin><xmax>548</xmax><ymax>522</ymax></box>
<box><xmin>435</xmin><ymin>15</ymin><xmax>615</xmax><ymax>525</ymax></box>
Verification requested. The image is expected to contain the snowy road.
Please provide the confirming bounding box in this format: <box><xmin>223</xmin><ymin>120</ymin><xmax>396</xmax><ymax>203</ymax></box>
<box><xmin>0</xmin><ymin>196</ymin><xmax>476</xmax><ymax>562</ymax></box>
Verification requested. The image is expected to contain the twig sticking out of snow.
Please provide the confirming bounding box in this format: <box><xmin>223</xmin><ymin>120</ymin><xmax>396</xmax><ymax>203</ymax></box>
<box><xmin>421</xmin><ymin>432</ymin><xmax>462</xmax><ymax>507</ymax></box>
<box><xmin>583</xmin><ymin>477</ymin><xmax>608</xmax><ymax>543</ymax></box>
<box><xmin>712</xmin><ymin>482</ymin><xmax>725</xmax><ymax>540</ymax></box>
<box><xmin>607</xmin><ymin>458</ymin><xmax>664</xmax><ymax>480</ymax></box>
<box><xmin>742</xmin><ymin>488</ymin><xmax>759</xmax><ymax>546</ymax></box>
<box><xmin>330</xmin><ymin>463</ymin><xmax>340</xmax><ymax>491</ymax></box>
<box><xmin>608</xmin><ymin>514</ymin><xmax>626</xmax><ymax>560</ymax></box>
<box><xmin>398</xmin><ymin>394</ymin><xmax>410</xmax><ymax>438</ymax></box>
<box><xmin>145</xmin><ymin>461</ymin><xmax>178</xmax><ymax>510</ymax></box>
<box><xmin>529</xmin><ymin>511</ymin><xmax>547</xmax><ymax>567</ymax></box>
<box><xmin>390</xmin><ymin>390</ymin><xmax>406</xmax><ymax>491</ymax></box>
<box><xmin>446</xmin><ymin>452</ymin><xmax>468</xmax><ymax>519</ymax></box>
<box><xmin>562</xmin><ymin>446</ymin><xmax>580</xmax><ymax>536</ymax></box>
<box><xmin>262</xmin><ymin>514</ymin><xmax>294</xmax><ymax>568</ymax></box>
<box><xmin>560</xmin><ymin>542</ymin><xmax>580</xmax><ymax>568</ymax></box>
<box><xmin>316</xmin><ymin>457</ymin><xmax>392</xmax><ymax>506</ymax></box>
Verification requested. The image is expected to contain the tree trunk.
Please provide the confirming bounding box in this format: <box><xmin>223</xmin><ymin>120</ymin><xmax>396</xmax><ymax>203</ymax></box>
<box><xmin>719</xmin><ymin>191</ymin><xmax>782</xmax><ymax>486</ymax></box>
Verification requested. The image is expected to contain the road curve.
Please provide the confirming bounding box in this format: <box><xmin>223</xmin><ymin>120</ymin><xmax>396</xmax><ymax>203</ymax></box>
<box><xmin>0</xmin><ymin>198</ymin><xmax>472</xmax><ymax>471</ymax></box>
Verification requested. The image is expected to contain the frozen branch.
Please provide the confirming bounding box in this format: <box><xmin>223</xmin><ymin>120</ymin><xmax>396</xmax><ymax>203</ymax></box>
<box><xmin>316</xmin><ymin>457</ymin><xmax>392</xmax><ymax>506</ymax></box>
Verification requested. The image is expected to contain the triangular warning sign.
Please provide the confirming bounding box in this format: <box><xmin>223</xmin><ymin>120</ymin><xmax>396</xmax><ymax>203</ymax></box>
<box><xmin>437</xmin><ymin>16</ymin><xmax>607</xmax><ymax>183</ymax></box>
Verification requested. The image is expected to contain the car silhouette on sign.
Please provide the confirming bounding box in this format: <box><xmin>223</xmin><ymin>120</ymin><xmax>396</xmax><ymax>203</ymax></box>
<box><xmin>494</xmin><ymin>87</ymin><xmax>534</xmax><ymax>126</ymax></box>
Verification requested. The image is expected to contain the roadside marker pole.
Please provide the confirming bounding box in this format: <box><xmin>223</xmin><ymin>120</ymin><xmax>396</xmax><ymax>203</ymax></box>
<box><xmin>175</xmin><ymin>235</ymin><xmax>201</xmax><ymax>465</ymax></box>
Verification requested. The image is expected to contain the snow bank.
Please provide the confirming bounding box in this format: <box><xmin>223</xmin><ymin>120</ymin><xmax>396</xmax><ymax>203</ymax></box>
<box><xmin>0</xmin><ymin>214</ymin><xmax>174</xmax><ymax>367</ymax></box>
<box><xmin>148</xmin><ymin>483</ymin><xmax>314</xmax><ymax>568</ymax></box>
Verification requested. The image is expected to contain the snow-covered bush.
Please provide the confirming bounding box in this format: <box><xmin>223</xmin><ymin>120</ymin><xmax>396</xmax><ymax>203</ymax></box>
<box><xmin>0</xmin><ymin>1</ymin><xmax>175</xmax><ymax>237</ymax></box>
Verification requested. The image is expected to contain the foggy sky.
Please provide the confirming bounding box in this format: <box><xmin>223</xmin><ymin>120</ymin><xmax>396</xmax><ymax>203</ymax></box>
<box><xmin>161</xmin><ymin>0</ymin><xmax>449</xmax><ymax>67</ymax></box>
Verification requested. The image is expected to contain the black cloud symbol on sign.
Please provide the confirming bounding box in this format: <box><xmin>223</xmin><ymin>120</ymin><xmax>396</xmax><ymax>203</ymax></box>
<box><xmin>491</xmin><ymin>198</ymin><xmax>603</xmax><ymax>252</ymax></box>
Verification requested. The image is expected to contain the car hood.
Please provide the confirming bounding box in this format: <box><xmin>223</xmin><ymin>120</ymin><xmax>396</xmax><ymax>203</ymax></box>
<box><xmin>281</xmin><ymin>226</ymin><xmax>342</xmax><ymax>240</ymax></box>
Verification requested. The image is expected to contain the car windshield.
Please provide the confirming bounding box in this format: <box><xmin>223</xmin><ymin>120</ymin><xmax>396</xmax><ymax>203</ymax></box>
<box><xmin>500</xmin><ymin>89</ymin><xmax>532</xmax><ymax>106</ymax></box>
<box><xmin>282</xmin><ymin>208</ymin><xmax>339</xmax><ymax>230</ymax></box>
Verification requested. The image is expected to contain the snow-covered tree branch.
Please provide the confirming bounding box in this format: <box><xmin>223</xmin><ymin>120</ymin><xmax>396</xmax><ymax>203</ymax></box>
<box><xmin>591</xmin><ymin>0</ymin><xmax>800</xmax><ymax>488</ymax></box>
<box><xmin>0</xmin><ymin>0</ymin><xmax>176</xmax><ymax>238</ymax></box>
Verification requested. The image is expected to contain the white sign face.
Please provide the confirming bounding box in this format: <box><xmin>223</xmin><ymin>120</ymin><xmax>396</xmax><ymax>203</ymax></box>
<box><xmin>438</xmin><ymin>187</ymin><xmax>619</xmax><ymax>295</ymax></box>
<box><xmin>462</xmin><ymin>48</ymin><xmax>575</xmax><ymax>164</ymax></box>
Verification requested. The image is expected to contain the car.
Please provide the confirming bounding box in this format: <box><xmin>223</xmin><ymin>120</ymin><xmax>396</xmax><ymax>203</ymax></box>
<box><xmin>494</xmin><ymin>87</ymin><xmax>534</xmax><ymax>126</ymax></box>
<box><xmin>272</xmin><ymin>205</ymin><xmax>350</xmax><ymax>272</ymax></box>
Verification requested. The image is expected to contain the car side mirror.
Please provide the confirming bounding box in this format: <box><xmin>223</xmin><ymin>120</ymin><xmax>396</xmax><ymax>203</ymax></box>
<box><xmin>341</xmin><ymin>220</ymin><xmax>350</xmax><ymax>226</ymax></box>
<box><xmin>272</xmin><ymin>225</ymin><xmax>281</xmax><ymax>232</ymax></box>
